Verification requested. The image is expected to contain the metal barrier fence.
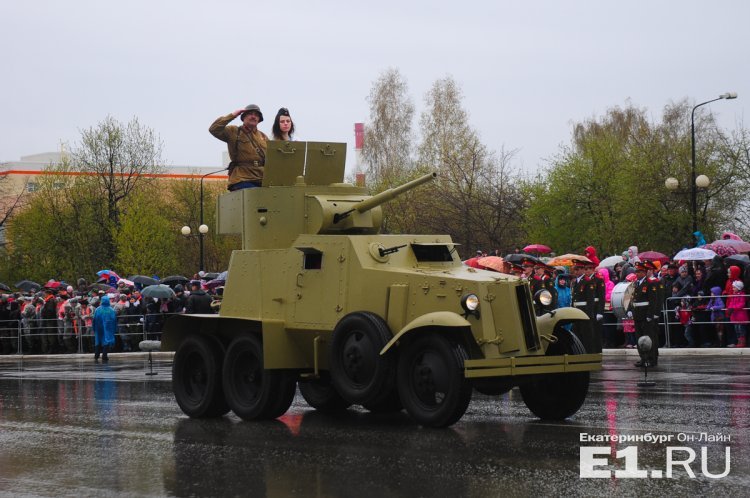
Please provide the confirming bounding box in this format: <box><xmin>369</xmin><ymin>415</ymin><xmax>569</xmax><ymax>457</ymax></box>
<box><xmin>0</xmin><ymin>313</ymin><xmax>181</xmax><ymax>355</ymax></box>
<box><xmin>662</xmin><ymin>294</ymin><xmax>749</xmax><ymax>348</ymax></box>
<box><xmin>592</xmin><ymin>294</ymin><xmax>749</xmax><ymax>348</ymax></box>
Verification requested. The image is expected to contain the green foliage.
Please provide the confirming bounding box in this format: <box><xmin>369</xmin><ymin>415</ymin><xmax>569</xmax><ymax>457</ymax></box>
<box><xmin>165</xmin><ymin>178</ymin><xmax>239</xmax><ymax>273</ymax></box>
<box><xmin>523</xmin><ymin>101</ymin><xmax>748</xmax><ymax>256</ymax></box>
<box><xmin>2</xmin><ymin>172</ymin><xmax>111</xmax><ymax>283</ymax></box>
<box><xmin>114</xmin><ymin>186</ymin><xmax>179</xmax><ymax>276</ymax></box>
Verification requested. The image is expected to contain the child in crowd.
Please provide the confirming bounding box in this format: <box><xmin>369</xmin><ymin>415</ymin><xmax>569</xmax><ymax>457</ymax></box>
<box><xmin>706</xmin><ymin>286</ymin><xmax>726</xmax><ymax>347</ymax></box>
<box><xmin>622</xmin><ymin>315</ymin><xmax>636</xmax><ymax>348</ymax></box>
<box><xmin>726</xmin><ymin>280</ymin><xmax>748</xmax><ymax>348</ymax></box>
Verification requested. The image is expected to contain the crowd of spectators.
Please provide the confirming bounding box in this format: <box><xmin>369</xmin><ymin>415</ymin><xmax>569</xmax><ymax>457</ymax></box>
<box><xmin>0</xmin><ymin>276</ymin><xmax>222</xmax><ymax>355</ymax></box>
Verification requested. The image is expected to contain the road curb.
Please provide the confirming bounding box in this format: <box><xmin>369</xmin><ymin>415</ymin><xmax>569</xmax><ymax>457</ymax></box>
<box><xmin>603</xmin><ymin>347</ymin><xmax>749</xmax><ymax>356</ymax></box>
<box><xmin>0</xmin><ymin>352</ymin><xmax>176</xmax><ymax>362</ymax></box>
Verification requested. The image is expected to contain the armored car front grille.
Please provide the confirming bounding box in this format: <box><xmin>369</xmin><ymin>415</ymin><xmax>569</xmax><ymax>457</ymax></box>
<box><xmin>515</xmin><ymin>284</ymin><xmax>540</xmax><ymax>351</ymax></box>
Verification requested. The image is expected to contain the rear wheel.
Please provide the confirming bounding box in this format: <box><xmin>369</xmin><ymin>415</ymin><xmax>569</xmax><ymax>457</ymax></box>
<box><xmin>519</xmin><ymin>330</ymin><xmax>590</xmax><ymax>420</ymax></box>
<box><xmin>330</xmin><ymin>312</ymin><xmax>396</xmax><ymax>406</ymax></box>
<box><xmin>222</xmin><ymin>335</ymin><xmax>296</xmax><ymax>420</ymax></box>
<box><xmin>397</xmin><ymin>334</ymin><xmax>472</xmax><ymax>428</ymax></box>
<box><xmin>299</xmin><ymin>372</ymin><xmax>352</xmax><ymax>412</ymax></box>
<box><xmin>172</xmin><ymin>334</ymin><xmax>229</xmax><ymax>418</ymax></box>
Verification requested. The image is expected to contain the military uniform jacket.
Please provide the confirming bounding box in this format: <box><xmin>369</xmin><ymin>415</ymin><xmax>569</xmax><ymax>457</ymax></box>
<box><xmin>588</xmin><ymin>273</ymin><xmax>605</xmax><ymax>315</ymax></box>
<box><xmin>573</xmin><ymin>275</ymin><xmax>596</xmax><ymax>316</ymax></box>
<box><xmin>209</xmin><ymin>113</ymin><xmax>269</xmax><ymax>185</ymax></box>
<box><xmin>631</xmin><ymin>276</ymin><xmax>658</xmax><ymax>321</ymax></box>
<box><xmin>530</xmin><ymin>276</ymin><xmax>545</xmax><ymax>297</ymax></box>
<box><xmin>650</xmin><ymin>276</ymin><xmax>665</xmax><ymax>321</ymax></box>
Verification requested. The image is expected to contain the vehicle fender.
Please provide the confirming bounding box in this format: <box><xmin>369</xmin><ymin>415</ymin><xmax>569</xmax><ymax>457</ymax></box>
<box><xmin>535</xmin><ymin>307</ymin><xmax>589</xmax><ymax>338</ymax></box>
<box><xmin>380</xmin><ymin>311</ymin><xmax>471</xmax><ymax>355</ymax></box>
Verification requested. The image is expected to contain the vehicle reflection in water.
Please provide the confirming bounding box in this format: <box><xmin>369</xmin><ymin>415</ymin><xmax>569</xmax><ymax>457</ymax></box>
<box><xmin>168</xmin><ymin>411</ymin><xmax>471</xmax><ymax>497</ymax></box>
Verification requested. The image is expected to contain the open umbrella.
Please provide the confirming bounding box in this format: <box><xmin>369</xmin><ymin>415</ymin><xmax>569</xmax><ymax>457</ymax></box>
<box><xmin>0</xmin><ymin>282</ymin><xmax>11</xmax><ymax>292</ymax></box>
<box><xmin>161</xmin><ymin>275</ymin><xmax>189</xmax><ymax>287</ymax></box>
<box><xmin>638</xmin><ymin>251</ymin><xmax>670</xmax><ymax>264</ymax></box>
<box><xmin>205</xmin><ymin>278</ymin><xmax>226</xmax><ymax>290</ymax></box>
<box><xmin>547</xmin><ymin>254</ymin><xmax>591</xmax><ymax>267</ymax></box>
<box><xmin>522</xmin><ymin>244</ymin><xmax>552</xmax><ymax>255</ymax></box>
<box><xmin>702</xmin><ymin>243</ymin><xmax>737</xmax><ymax>257</ymax></box>
<box><xmin>44</xmin><ymin>279</ymin><xmax>62</xmax><ymax>289</ymax></box>
<box><xmin>504</xmin><ymin>253</ymin><xmax>540</xmax><ymax>265</ymax></box>
<box><xmin>477</xmin><ymin>256</ymin><xmax>506</xmax><ymax>272</ymax></box>
<box><xmin>597</xmin><ymin>255</ymin><xmax>625</xmax><ymax>269</ymax></box>
<box><xmin>141</xmin><ymin>284</ymin><xmax>176</xmax><ymax>299</ymax></box>
<box><xmin>709</xmin><ymin>239</ymin><xmax>750</xmax><ymax>253</ymax></box>
<box><xmin>15</xmin><ymin>280</ymin><xmax>41</xmax><ymax>293</ymax></box>
<box><xmin>673</xmin><ymin>247</ymin><xmax>717</xmax><ymax>261</ymax></box>
<box><xmin>203</xmin><ymin>272</ymin><xmax>221</xmax><ymax>280</ymax></box>
<box><xmin>129</xmin><ymin>275</ymin><xmax>159</xmax><ymax>287</ymax></box>
<box><xmin>725</xmin><ymin>254</ymin><xmax>750</xmax><ymax>267</ymax></box>
<box><xmin>117</xmin><ymin>278</ymin><xmax>135</xmax><ymax>287</ymax></box>
<box><xmin>96</xmin><ymin>269</ymin><xmax>119</xmax><ymax>280</ymax></box>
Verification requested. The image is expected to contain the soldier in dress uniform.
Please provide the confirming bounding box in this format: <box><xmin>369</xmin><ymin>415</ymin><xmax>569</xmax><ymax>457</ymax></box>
<box><xmin>629</xmin><ymin>260</ymin><xmax>660</xmax><ymax>367</ymax></box>
<box><xmin>509</xmin><ymin>263</ymin><xmax>525</xmax><ymax>277</ymax></box>
<box><xmin>649</xmin><ymin>262</ymin><xmax>667</xmax><ymax>347</ymax></box>
<box><xmin>571</xmin><ymin>259</ymin><xmax>601</xmax><ymax>352</ymax></box>
<box><xmin>521</xmin><ymin>258</ymin><xmax>535</xmax><ymax>280</ymax></box>
<box><xmin>584</xmin><ymin>260</ymin><xmax>605</xmax><ymax>346</ymax></box>
<box><xmin>530</xmin><ymin>261</ymin><xmax>557</xmax><ymax>315</ymax></box>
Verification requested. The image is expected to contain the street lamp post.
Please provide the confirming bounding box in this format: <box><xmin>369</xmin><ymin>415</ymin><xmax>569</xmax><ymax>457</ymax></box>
<box><xmin>181</xmin><ymin>167</ymin><xmax>227</xmax><ymax>271</ymax></box>
<box><xmin>689</xmin><ymin>92</ymin><xmax>737</xmax><ymax>233</ymax></box>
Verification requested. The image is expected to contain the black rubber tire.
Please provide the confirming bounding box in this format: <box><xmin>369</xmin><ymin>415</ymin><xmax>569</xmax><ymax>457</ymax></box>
<box><xmin>172</xmin><ymin>335</ymin><xmax>229</xmax><ymax>418</ymax></box>
<box><xmin>362</xmin><ymin>388</ymin><xmax>403</xmax><ymax>413</ymax></box>
<box><xmin>330</xmin><ymin>312</ymin><xmax>397</xmax><ymax>406</ymax></box>
<box><xmin>222</xmin><ymin>335</ymin><xmax>296</xmax><ymax>420</ymax></box>
<box><xmin>397</xmin><ymin>334</ymin><xmax>472</xmax><ymax>428</ymax></box>
<box><xmin>299</xmin><ymin>372</ymin><xmax>352</xmax><ymax>412</ymax></box>
<box><xmin>519</xmin><ymin>330</ymin><xmax>590</xmax><ymax>420</ymax></box>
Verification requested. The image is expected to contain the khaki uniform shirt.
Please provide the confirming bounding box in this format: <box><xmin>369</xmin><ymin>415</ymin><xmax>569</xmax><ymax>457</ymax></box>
<box><xmin>209</xmin><ymin>113</ymin><xmax>268</xmax><ymax>186</ymax></box>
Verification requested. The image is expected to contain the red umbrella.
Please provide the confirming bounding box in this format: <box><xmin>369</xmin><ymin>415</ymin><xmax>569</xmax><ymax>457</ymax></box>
<box><xmin>44</xmin><ymin>279</ymin><xmax>62</xmax><ymax>289</ymax></box>
<box><xmin>523</xmin><ymin>244</ymin><xmax>552</xmax><ymax>255</ymax></box>
<box><xmin>638</xmin><ymin>251</ymin><xmax>670</xmax><ymax>264</ymax></box>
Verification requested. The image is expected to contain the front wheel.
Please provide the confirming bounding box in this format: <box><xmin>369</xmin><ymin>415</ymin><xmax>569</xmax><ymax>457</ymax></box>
<box><xmin>222</xmin><ymin>335</ymin><xmax>297</xmax><ymax>420</ymax></box>
<box><xmin>330</xmin><ymin>312</ymin><xmax>396</xmax><ymax>406</ymax></box>
<box><xmin>519</xmin><ymin>330</ymin><xmax>590</xmax><ymax>420</ymax></box>
<box><xmin>172</xmin><ymin>335</ymin><xmax>229</xmax><ymax>418</ymax></box>
<box><xmin>397</xmin><ymin>334</ymin><xmax>472</xmax><ymax>428</ymax></box>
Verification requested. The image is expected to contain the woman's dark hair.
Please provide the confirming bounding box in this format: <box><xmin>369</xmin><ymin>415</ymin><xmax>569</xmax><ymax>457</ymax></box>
<box><xmin>272</xmin><ymin>107</ymin><xmax>295</xmax><ymax>140</ymax></box>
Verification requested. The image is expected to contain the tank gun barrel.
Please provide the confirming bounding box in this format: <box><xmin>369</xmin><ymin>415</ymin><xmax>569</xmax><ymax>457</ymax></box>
<box><xmin>333</xmin><ymin>172</ymin><xmax>437</xmax><ymax>224</ymax></box>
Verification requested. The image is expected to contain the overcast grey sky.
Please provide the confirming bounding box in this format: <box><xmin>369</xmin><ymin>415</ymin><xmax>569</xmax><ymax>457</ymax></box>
<box><xmin>2</xmin><ymin>0</ymin><xmax>748</xmax><ymax>175</ymax></box>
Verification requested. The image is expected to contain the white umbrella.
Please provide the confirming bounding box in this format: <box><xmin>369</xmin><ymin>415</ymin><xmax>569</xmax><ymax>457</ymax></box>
<box><xmin>597</xmin><ymin>255</ymin><xmax>625</xmax><ymax>269</ymax></box>
<box><xmin>673</xmin><ymin>247</ymin><xmax>717</xmax><ymax>261</ymax></box>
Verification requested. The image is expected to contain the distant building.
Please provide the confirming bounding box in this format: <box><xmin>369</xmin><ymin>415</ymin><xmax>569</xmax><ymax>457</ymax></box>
<box><xmin>0</xmin><ymin>151</ymin><xmax>227</xmax><ymax>244</ymax></box>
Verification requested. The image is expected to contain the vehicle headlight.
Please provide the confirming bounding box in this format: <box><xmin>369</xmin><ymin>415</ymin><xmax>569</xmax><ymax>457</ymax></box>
<box><xmin>461</xmin><ymin>293</ymin><xmax>480</xmax><ymax>314</ymax></box>
<box><xmin>535</xmin><ymin>289</ymin><xmax>552</xmax><ymax>306</ymax></box>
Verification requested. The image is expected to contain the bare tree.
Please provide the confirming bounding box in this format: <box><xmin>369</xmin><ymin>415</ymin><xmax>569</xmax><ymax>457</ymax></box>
<box><xmin>362</xmin><ymin>68</ymin><xmax>415</xmax><ymax>182</ymax></box>
<box><xmin>417</xmin><ymin>77</ymin><xmax>525</xmax><ymax>254</ymax></box>
<box><xmin>72</xmin><ymin>116</ymin><xmax>164</xmax><ymax>227</ymax></box>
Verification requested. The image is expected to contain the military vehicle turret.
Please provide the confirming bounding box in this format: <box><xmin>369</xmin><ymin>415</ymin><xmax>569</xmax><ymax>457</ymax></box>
<box><xmin>162</xmin><ymin>141</ymin><xmax>601</xmax><ymax>427</ymax></box>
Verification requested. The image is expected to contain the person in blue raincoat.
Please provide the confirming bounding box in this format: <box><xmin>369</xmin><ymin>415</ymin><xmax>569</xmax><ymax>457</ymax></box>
<box><xmin>693</xmin><ymin>231</ymin><xmax>707</xmax><ymax>247</ymax></box>
<box><xmin>554</xmin><ymin>274</ymin><xmax>572</xmax><ymax>309</ymax></box>
<box><xmin>92</xmin><ymin>295</ymin><xmax>117</xmax><ymax>362</ymax></box>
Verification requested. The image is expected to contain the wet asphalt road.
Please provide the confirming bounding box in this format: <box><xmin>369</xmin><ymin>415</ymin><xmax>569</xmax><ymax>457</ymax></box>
<box><xmin>0</xmin><ymin>354</ymin><xmax>747</xmax><ymax>497</ymax></box>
